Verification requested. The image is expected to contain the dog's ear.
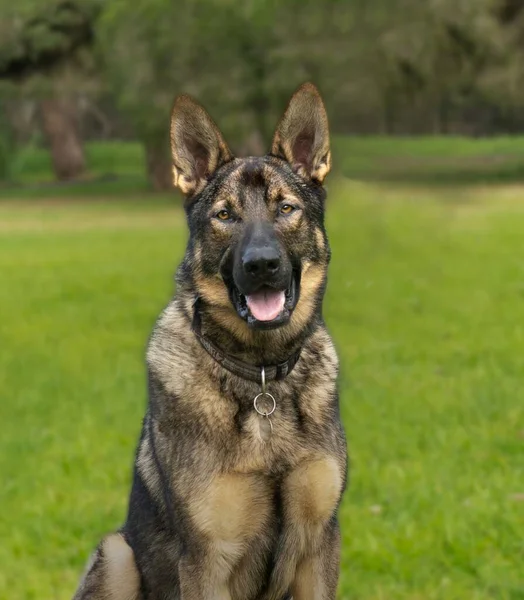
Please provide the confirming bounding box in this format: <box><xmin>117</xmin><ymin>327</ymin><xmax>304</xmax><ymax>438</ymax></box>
<box><xmin>271</xmin><ymin>82</ymin><xmax>331</xmax><ymax>184</ymax></box>
<box><xmin>170</xmin><ymin>95</ymin><xmax>233</xmax><ymax>197</ymax></box>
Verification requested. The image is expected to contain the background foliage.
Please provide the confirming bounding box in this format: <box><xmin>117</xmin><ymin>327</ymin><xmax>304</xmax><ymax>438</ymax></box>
<box><xmin>3</xmin><ymin>0</ymin><xmax>524</xmax><ymax>187</ymax></box>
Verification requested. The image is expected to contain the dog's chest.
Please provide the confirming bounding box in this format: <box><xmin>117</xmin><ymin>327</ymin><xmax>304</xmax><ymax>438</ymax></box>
<box><xmin>234</xmin><ymin>410</ymin><xmax>302</xmax><ymax>472</ymax></box>
<box><xmin>221</xmin><ymin>385</ymin><xmax>309</xmax><ymax>475</ymax></box>
<box><xmin>211</xmin><ymin>372</ymin><xmax>335</xmax><ymax>474</ymax></box>
<box><xmin>186</xmin><ymin>455</ymin><xmax>343</xmax><ymax>575</ymax></box>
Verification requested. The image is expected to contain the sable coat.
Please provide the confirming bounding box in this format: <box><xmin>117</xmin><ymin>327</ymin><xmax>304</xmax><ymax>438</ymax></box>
<box><xmin>73</xmin><ymin>82</ymin><xmax>348</xmax><ymax>600</ymax></box>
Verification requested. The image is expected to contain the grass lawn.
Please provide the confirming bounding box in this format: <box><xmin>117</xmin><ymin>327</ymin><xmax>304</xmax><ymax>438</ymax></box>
<box><xmin>1</xmin><ymin>178</ymin><xmax>523</xmax><ymax>599</ymax></box>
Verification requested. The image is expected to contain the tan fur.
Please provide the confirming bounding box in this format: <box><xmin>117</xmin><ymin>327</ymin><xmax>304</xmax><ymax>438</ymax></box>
<box><xmin>189</xmin><ymin>473</ymin><xmax>272</xmax><ymax>544</ymax></box>
<box><xmin>195</xmin><ymin>274</ymin><xmax>232</xmax><ymax>309</ymax></box>
<box><xmin>146</xmin><ymin>302</ymin><xmax>195</xmax><ymax>397</ymax></box>
<box><xmin>258</xmin><ymin>457</ymin><xmax>343</xmax><ymax>600</ymax></box>
<box><xmin>172</xmin><ymin>164</ymin><xmax>197</xmax><ymax>196</ymax></box>
<box><xmin>289</xmin><ymin>261</ymin><xmax>325</xmax><ymax>334</ymax></box>
<box><xmin>103</xmin><ymin>534</ymin><xmax>141</xmax><ymax>600</ymax></box>
<box><xmin>136</xmin><ymin>435</ymin><xmax>163</xmax><ymax>502</ymax></box>
<box><xmin>193</xmin><ymin>241</ymin><xmax>203</xmax><ymax>272</ymax></box>
<box><xmin>178</xmin><ymin>473</ymin><xmax>273</xmax><ymax>598</ymax></box>
<box><xmin>315</xmin><ymin>226</ymin><xmax>326</xmax><ymax>251</ymax></box>
<box><xmin>291</xmin><ymin>555</ymin><xmax>326</xmax><ymax>600</ymax></box>
<box><xmin>284</xmin><ymin>457</ymin><xmax>342</xmax><ymax>525</ymax></box>
<box><xmin>178</xmin><ymin>555</ymin><xmax>232</xmax><ymax>600</ymax></box>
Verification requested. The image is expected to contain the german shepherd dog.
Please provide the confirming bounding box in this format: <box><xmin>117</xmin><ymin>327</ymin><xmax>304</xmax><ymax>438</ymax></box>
<box><xmin>73</xmin><ymin>83</ymin><xmax>348</xmax><ymax>600</ymax></box>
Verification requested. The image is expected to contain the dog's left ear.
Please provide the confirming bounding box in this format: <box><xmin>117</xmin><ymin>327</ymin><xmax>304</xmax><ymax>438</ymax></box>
<box><xmin>271</xmin><ymin>82</ymin><xmax>331</xmax><ymax>184</ymax></box>
<box><xmin>170</xmin><ymin>94</ymin><xmax>233</xmax><ymax>197</ymax></box>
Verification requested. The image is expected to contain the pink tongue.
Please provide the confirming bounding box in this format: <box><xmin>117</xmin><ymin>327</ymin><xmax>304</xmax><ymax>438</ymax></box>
<box><xmin>246</xmin><ymin>289</ymin><xmax>286</xmax><ymax>322</ymax></box>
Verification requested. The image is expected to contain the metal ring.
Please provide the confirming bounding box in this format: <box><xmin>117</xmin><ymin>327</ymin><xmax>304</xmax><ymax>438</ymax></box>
<box><xmin>260</xmin><ymin>366</ymin><xmax>266</xmax><ymax>393</ymax></box>
<box><xmin>253</xmin><ymin>392</ymin><xmax>276</xmax><ymax>417</ymax></box>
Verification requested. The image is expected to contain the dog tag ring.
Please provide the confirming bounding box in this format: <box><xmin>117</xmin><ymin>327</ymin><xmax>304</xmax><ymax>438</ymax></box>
<box><xmin>253</xmin><ymin>367</ymin><xmax>276</xmax><ymax>438</ymax></box>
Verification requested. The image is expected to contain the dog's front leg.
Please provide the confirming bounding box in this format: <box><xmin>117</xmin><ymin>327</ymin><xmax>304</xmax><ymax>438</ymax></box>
<box><xmin>290</xmin><ymin>518</ymin><xmax>340</xmax><ymax>600</ymax></box>
<box><xmin>178</xmin><ymin>552</ymin><xmax>232</xmax><ymax>600</ymax></box>
<box><xmin>73</xmin><ymin>533</ymin><xmax>141</xmax><ymax>600</ymax></box>
<box><xmin>262</xmin><ymin>457</ymin><xmax>344</xmax><ymax>600</ymax></box>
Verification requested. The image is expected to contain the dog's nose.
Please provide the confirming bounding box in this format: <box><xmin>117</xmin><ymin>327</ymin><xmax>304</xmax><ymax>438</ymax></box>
<box><xmin>242</xmin><ymin>246</ymin><xmax>281</xmax><ymax>278</ymax></box>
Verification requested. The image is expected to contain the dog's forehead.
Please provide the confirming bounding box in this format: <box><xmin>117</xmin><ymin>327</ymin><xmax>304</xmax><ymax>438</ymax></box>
<box><xmin>238</xmin><ymin>157</ymin><xmax>275</xmax><ymax>187</ymax></box>
<box><xmin>216</xmin><ymin>157</ymin><xmax>296</xmax><ymax>206</ymax></box>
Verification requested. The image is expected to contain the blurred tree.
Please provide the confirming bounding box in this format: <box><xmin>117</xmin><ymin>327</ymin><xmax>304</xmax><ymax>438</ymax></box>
<box><xmin>98</xmin><ymin>0</ymin><xmax>373</xmax><ymax>188</ymax></box>
<box><xmin>486</xmin><ymin>0</ymin><xmax>524</xmax><ymax>126</ymax></box>
<box><xmin>0</xmin><ymin>95</ymin><xmax>15</xmax><ymax>181</ymax></box>
<box><xmin>340</xmin><ymin>0</ymin><xmax>508</xmax><ymax>134</ymax></box>
<box><xmin>3</xmin><ymin>0</ymin><xmax>524</xmax><ymax>190</ymax></box>
<box><xmin>78</xmin><ymin>0</ymin><xmax>524</xmax><ymax>190</ymax></box>
<box><xmin>98</xmin><ymin>0</ymin><xmax>273</xmax><ymax>190</ymax></box>
<box><xmin>0</xmin><ymin>0</ymin><xmax>101</xmax><ymax>181</ymax></box>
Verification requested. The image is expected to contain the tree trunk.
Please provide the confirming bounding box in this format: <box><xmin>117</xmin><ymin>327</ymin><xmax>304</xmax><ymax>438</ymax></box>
<box><xmin>145</xmin><ymin>143</ymin><xmax>173</xmax><ymax>191</ymax></box>
<box><xmin>40</xmin><ymin>97</ymin><xmax>86</xmax><ymax>181</ymax></box>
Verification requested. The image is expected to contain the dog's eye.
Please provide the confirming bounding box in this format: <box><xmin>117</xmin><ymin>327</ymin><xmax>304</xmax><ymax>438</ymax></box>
<box><xmin>216</xmin><ymin>209</ymin><xmax>232</xmax><ymax>221</ymax></box>
<box><xmin>280</xmin><ymin>204</ymin><xmax>295</xmax><ymax>215</ymax></box>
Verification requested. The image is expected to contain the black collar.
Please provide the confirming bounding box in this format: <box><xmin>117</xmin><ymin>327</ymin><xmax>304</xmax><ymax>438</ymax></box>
<box><xmin>191</xmin><ymin>297</ymin><xmax>301</xmax><ymax>384</ymax></box>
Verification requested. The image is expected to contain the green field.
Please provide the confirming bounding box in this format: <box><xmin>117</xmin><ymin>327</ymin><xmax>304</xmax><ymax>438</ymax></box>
<box><xmin>1</xmin><ymin>142</ymin><xmax>523</xmax><ymax>599</ymax></box>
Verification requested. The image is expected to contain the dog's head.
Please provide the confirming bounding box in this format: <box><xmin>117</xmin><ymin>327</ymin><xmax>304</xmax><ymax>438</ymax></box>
<box><xmin>171</xmin><ymin>83</ymin><xmax>331</xmax><ymax>335</ymax></box>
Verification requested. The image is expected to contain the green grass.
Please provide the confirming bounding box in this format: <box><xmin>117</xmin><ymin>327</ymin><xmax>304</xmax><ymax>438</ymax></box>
<box><xmin>1</xmin><ymin>179</ymin><xmax>523</xmax><ymax>599</ymax></box>
<box><xmin>333</xmin><ymin>135</ymin><xmax>524</xmax><ymax>185</ymax></box>
<box><xmin>1</xmin><ymin>141</ymin><xmax>149</xmax><ymax>198</ymax></box>
<box><xmin>7</xmin><ymin>141</ymin><xmax>146</xmax><ymax>183</ymax></box>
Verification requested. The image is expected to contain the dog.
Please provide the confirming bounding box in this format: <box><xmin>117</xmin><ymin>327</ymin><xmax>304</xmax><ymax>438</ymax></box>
<box><xmin>72</xmin><ymin>82</ymin><xmax>348</xmax><ymax>600</ymax></box>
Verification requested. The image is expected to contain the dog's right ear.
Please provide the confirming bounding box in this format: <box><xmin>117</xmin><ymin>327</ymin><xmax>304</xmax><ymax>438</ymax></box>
<box><xmin>170</xmin><ymin>95</ymin><xmax>233</xmax><ymax>197</ymax></box>
<box><xmin>271</xmin><ymin>82</ymin><xmax>331</xmax><ymax>184</ymax></box>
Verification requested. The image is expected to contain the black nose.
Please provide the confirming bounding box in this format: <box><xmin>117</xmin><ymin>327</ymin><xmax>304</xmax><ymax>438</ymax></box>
<box><xmin>242</xmin><ymin>246</ymin><xmax>281</xmax><ymax>278</ymax></box>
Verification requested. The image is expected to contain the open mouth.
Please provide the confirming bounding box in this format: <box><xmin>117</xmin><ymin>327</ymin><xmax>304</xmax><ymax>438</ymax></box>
<box><xmin>230</xmin><ymin>273</ymin><xmax>299</xmax><ymax>329</ymax></box>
